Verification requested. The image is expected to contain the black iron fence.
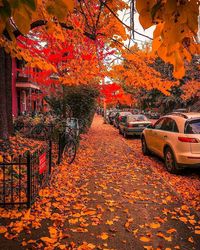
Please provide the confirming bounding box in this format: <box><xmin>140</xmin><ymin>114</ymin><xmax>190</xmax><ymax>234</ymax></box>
<box><xmin>14</xmin><ymin>122</ymin><xmax>79</xmax><ymax>165</ymax></box>
<box><xmin>0</xmin><ymin>141</ymin><xmax>52</xmax><ymax>208</ymax></box>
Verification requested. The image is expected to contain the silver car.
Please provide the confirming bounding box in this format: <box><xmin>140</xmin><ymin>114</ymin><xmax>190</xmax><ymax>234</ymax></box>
<box><xmin>119</xmin><ymin>114</ymin><xmax>151</xmax><ymax>138</ymax></box>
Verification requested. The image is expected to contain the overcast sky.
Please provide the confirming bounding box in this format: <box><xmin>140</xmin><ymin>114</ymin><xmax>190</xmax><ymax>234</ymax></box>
<box><xmin>119</xmin><ymin>7</ymin><xmax>154</xmax><ymax>47</ymax></box>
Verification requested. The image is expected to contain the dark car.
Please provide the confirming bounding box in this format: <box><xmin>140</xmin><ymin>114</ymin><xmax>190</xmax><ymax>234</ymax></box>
<box><xmin>119</xmin><ymin>114</ymin><xmax>151</xmax><ymax>138</ymax></box>
<box><xmin>113</xmin><ymin>111</ymin><xmax>132</xmax><ymax>128</ymax></box>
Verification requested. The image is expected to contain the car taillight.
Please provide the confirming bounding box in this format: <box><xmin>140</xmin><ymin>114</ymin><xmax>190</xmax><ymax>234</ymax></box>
<box><xmin>178</xmin><ymin>137</ymin><xmax>199</xmax><ymax>143</ymax></box>
<box><xmin>127</xmin><ymin>123</ymin><xmax>132</xmax><ymax>127</ymax></box>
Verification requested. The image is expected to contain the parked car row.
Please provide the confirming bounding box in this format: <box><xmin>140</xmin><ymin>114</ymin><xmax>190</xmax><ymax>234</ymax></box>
<box><xmin>102</xmin><ymin>109</ymin><xmax>200</xmax><ymax>174</ymax></box>
<box><xmin>105</xmin><ymin>109</ymin><xmax>152</xmax><ymax>138</ymax></box>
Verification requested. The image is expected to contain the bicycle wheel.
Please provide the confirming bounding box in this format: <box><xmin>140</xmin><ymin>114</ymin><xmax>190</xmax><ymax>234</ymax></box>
<box><xmin>62</xmin><ymin>139</ymin><xmax>76</xmax><ymax>164</ymax></box>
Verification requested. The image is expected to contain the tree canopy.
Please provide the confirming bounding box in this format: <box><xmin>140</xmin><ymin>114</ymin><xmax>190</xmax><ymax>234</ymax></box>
<box><xmin>0</xmin><ymin>0</ymin><xmax>199</xmax><ymax>98</ymax></box>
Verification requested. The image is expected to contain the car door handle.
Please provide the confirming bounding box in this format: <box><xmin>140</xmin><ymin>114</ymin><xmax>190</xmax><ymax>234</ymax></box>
<box><xmin>164</xmin><ymin>135</ymin><xmax>168</xmax><ymax>139</ymax></box>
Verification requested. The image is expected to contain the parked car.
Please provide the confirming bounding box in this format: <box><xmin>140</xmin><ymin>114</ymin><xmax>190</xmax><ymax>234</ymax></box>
<box><xmin>141</xmin><ymin>112</ymin><xmax>200</xmax><ymax>174</ymax></box>
<box><xmin>113</xmin><ymin>111</ymin><xmax>132</xmax><ymax>128</ymax></box>
<box><xmin>119</xmin><ymin>114</ymin><xmax>151</xmax><ymax>138</ymax></box>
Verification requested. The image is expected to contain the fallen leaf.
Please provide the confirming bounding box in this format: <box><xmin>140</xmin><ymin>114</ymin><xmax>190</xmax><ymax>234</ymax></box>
<box><xmin>188</xmin><ymin>237</ymin><xmax>194</xmax><ymax>243</ymax></box>
<box><xmin>144</xmin><ymin>247</ymin><xmax>153</xmax><ymax>250</ymax></box>
<box><xmin>106</xmin><ymin>220</ymin><xmax>114</xmax><ymax>225</ymax></box>
<box><xmin>149</xmin><ymin>222</ymin><xmax>160</xmax><ymax>229</ymax></box>
<box><xmin>189</xmin><ymin>220</ymin><xmax>196</xmax><ymax>225</ymax></box>
<box><xmin>157</xmin><ymin>232</ymin><xmax>172</xmax><ymax>241</ymax></box>
<box><xmin>40</xmin><ymin>237</ymin><xmax>57</xmax><ymax>244</ymax></box>
<box><xmin>27</xmin><ymin>240</ymin><xmax>36</xmax><ymax>244</ymax></box>
<box><xmin>140</xmin><ymin>236</ymin><xmax>150</xmax><ymax>242</ymax></box>
<box><xmin>48</xmin><ymin>226</ymin><xmax>57</xmax><ymax>239</ymax></box>
<box><xmin>84</xmin><ymin>210</ymin><xmax>96</xmax><ymax>216</ymax></box>
<box><xmin>71</xmin><ymin>228</ymin><xmax>88</xmax><ymax>233</ymax></box>
<box><xmin>125</xmin><ymin>218</ymin><xmax>133</xmax><ymax>228</ymax></box>
<box><xmin>133</xmin><ymin>229</ymin><xmax>138</xmax><ymax>235</ymax></box>
<box><xmin>21</xmin><ymin>241</ymin><xmax>27</xmax><ymax>246</ymax></box>
<box><xmin>69</xmin><ymin>218</ymin><xmax>79</xmax><ymax>224</ymax></box>
<box><xmin>87</xmin><ymin>243</ymin><xmax>96</xmax><ymax>249</ymax></box>
<box><xmin>166</xmin><ymin>196</ymin><xmax>172</xmax><ymax>201</ymax></box>
<box><xmin>58</xmin><ymin>245</ymin><xmax>66</xmax><ymax>249</ymax></box>
<box><xmin>23</xmin><ymin>209</ymin><xmax>31</xmax><ymax>220</ymax></box>
<box><xmin>181</xmin><ymin>205</ymin><xmax>189</xmax><ymax>211</ymax></box>
<box><xmin>167</xmin><ymin>228</ymin><xmax>177</xmax><ymax>234</ymax></box>
<box><xmin>179</xmin><ymin>217</ymin><xmax>188</xmax><ymax>223</ymax></box>
<box><xmin>100</xmin><ymin>232</ymin><xmax>108</xmax><ymax>240</ymax></box>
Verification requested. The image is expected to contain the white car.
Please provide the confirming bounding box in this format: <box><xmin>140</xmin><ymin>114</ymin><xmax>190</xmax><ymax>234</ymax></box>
<box><xmin>141</xmin><ymin>112</ymin><xmax>200</xmax><ymax>174</ymax></box>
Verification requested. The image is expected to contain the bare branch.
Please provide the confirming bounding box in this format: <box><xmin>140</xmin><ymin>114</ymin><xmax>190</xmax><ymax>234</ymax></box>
<box><xmin>99</xmin><ymin>0</ymin><xmax>153</xmax><ymax>41</ymax></box>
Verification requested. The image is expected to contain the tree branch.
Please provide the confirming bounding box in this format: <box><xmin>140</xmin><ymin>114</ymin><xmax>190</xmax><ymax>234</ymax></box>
<box><xmin>99</xmin><ymin>0</ymin><xmax>153</xmax><ymax>41</ymax></box>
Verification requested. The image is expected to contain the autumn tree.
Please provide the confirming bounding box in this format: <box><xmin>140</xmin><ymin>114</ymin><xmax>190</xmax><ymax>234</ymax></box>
<box><xmin>135</xmin><ymin>0</ymin><xmax>200</xmax><ymax>79</ymax></box>
<box><xmin>0</xmin><ymin>0</ymin><xmax>199</xmax><ymax>140</ymax></box>
<box><xmin>0</xmin><ymin>0</ymin><xmax>74</xmax><ymax>139</ymax></box>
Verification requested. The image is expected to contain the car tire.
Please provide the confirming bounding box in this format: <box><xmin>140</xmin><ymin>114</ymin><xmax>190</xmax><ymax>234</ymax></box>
<box><xmin>141</xmin><ymin>136</ymin><xmax>150</xmax><ymax>156</ymax></box>
<box><xmin>119</xmin><ymin>128</ymin><xmax>122</xmax><ymax>134</ymax></box>
<box><xmin>164</xmin><ymin>147</ymin><xmax>180</xmax><ymax>174</ymax></box>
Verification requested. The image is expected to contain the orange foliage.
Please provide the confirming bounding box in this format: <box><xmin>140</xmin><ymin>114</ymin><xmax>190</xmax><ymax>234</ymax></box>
<box><xmin>100</xmin><ymin>83</ymin><xmax>133</xmax><ymax>105</ymax></box>
<box><xmin>136</xmin><ymin>0</ymin><xmax>200</xmax><ymax>79</ymax></box>
<box><xmin>109</xmin><ymin>45</ymin><xmax>178</xmax><ymax>95</ymax></box>
<box><xmin>181</xmin><ymin>80</ymin><xmax>200</xmax><ymax>100</ymax></box>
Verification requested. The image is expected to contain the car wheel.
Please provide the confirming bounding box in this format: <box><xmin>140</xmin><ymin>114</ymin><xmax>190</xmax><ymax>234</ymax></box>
<box><xmin>164</xmin><ymin>147</ymin><xmax>180</xmax><ymax>174</ymax></box>
<box><xmin>141</xmin><ymin>136</ymin><xmax>150</xmax><ymax>156</ymax></box>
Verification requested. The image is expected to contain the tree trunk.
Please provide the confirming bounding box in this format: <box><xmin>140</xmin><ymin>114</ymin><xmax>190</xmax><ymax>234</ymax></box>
<box><xmin>62</xmin><ymin>86</ymin><xmax>67</xmax><ymax>118</ymax></box>
<box><xmin>0</xmin><ymin>47</ymin><xmax>9</xmax><ymax>140</ymax></box>
<box><xmin>5</xmin><ymin>52</ymin><xmax>13</xmax><ymax>135</ymax></box>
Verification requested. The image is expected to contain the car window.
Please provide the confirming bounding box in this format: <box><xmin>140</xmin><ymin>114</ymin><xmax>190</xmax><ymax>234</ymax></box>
<box><xmin>161</xmin><ymin>118</ymin><xmax>179</xmax><ymax>132</ymax></box>
<box><xmin>173</xmin><ymin>120</ymin><xmax>179</xmax><ymax>132</ymax></box>
<box><xmin>128</xmin><ymin>115</ymin><xmax>148</xmax><ymax>122</ymax></box>
<box><xmin>154</xmin><ymin>118</ymin><xmax>165</xmax><ymax>129</ymax></box>
<box><xmin>185</xmin><ymin>119</ymin><xmax>200</xmax><ymax>134</ymax></box>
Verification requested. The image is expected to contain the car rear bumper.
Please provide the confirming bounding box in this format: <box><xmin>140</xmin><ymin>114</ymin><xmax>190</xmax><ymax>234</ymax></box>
<box><xmin>176</xmin><ymin>153</ymin><xmax>200</xmax><ymax>167</ymax></box>
<box><xmin>125</xmin><ymin>128</ymin><xmax>145</xmax><ymax>135</ymax></box>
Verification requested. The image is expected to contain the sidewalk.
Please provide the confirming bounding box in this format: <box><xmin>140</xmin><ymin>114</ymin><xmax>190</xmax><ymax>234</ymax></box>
<box><xmin>0</xmin><ymin>115</ymin><xmax>200</xmax><ymax>250</ymax></box>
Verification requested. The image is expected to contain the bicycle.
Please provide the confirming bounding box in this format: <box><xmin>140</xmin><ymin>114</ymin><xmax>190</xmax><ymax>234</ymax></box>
<box><xmin>58</xmin><ymin>125</ymin><xmax>77</xmax><ymax>165</ymax></box>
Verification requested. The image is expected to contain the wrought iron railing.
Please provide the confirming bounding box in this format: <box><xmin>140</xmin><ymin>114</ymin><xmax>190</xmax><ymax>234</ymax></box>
<box><xmin>0</xmin><ymin>141</ymin><xmax>52</xmax><ymax>208</ymax></box>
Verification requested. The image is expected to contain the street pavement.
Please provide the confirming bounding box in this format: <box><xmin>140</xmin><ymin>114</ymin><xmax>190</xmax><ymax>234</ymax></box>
<box><xmin>0</xmin><ymin>115</ymin><xmax>200</xmax><ymax>250</ymax></box>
